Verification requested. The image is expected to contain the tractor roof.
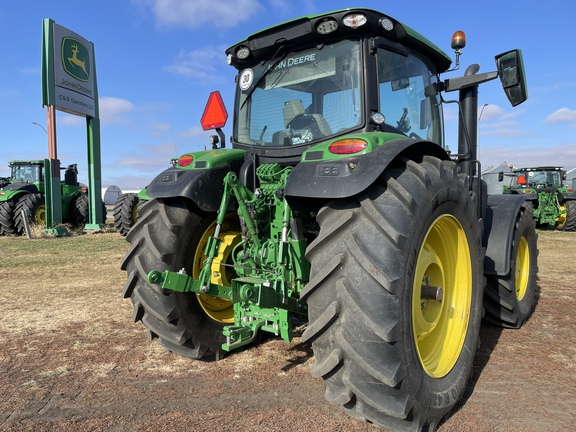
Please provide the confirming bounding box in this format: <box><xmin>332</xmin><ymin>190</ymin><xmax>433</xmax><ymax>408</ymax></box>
<box><xmin>227</xmin><ymin>8</ymin><xmax>453</xmax><ymax>72</ymax></box>
<box><xmin>8</xmin><ymin>160</ymin><xmax>45</xmax><ymax>165</ymax></box>
<box><xmin>515</xmin><ymin>166</ymin><xmax>563</xmax><ymax>172</ymax></box>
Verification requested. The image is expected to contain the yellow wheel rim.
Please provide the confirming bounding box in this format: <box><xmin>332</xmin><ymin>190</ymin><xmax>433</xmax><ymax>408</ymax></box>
<box><xmin>35</xmin><ymin>204</ymin><xmax>46</xmax><ymax>225</ymax></box>
<box><xmin>193</xmin><ymin>218</ymin><xmax>241</xmax><ymax>324</ymax></box>
<box><xmin>131</xmin><ymin>203</ymin><xmax>138</xmax><ymax>223</ymax></box>
<box><xmin>556</xmin><ymin>203</ymin><xmax>567</xmax><ymax>226</ymax></box>
<box><xmin>412</xmin><ymin>214</ymin><xmax>472</xmax><ymax>378</ymax></box>
<box><xmin>515</xmin><ymin>237</ymin><xmax>530</xmax><ymax>300</ymax></box>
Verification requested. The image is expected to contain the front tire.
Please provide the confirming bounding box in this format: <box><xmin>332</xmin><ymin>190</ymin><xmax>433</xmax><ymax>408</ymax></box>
<box><xmin>301</xmin><ymin>155</ymin><xmax>484</xmax><ymax>431</ymax></box>
<box><xmin>121</xmin><ymin>197</ymin><xmax>240</xmax><ymax>359</ymax></box>
<box><xmin>483</xmin><ymin>203</ymin><xmax>538</xmax><ymax>328</ymax></box>
<box><xmin>14</xmin><ymin>193</ymin><xmax>45</xmax><ymax>234</ymax></box>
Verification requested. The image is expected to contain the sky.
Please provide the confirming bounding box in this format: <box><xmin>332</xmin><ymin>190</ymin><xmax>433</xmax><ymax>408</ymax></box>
<box><xmin>1</xmin><ymin>0</ymin><xmax>576</xmax><ymax>189</ymax></box>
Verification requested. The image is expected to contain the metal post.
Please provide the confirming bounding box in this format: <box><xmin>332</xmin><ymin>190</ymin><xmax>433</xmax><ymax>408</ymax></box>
<box><xmin>45</xmin><ymin>106</ymin><xmax>66</xmax><ymax>235</ymax></box>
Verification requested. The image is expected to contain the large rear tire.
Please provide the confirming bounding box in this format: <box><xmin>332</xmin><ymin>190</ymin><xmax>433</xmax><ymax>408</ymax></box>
<box><xmin>0</xmin><ymin>198</ymin><xmax>20</xmax><ymax>235</ymax></box>
<box><xmin>14</xmin><ymin>193</ymin><xmax>45</xmax><ymax>234</ymax></box>
<box><xmin>557</xmin><ymin>200</ymin><xmax>576</xmax><ymax>232</ymax></box>
<box><xmin>121</xmin><ymin>197</ymin><xmax>241</xmax><ymax>359</ymax></box>
<box><xmin>113</xmin><ymin>193</ymin><xmax>140</xmax><ymax>236</ymax></box>
<box><xmin>302</xmin><ymin>155</ymin><xmax>484</xmax><ymax>431</ymax></box>
<box><xmin>483</xmin><ymin>203</ymin><xmax>538</xmax><ymax>328</ymax></box>
<box><xmin>69</xmin><ymin>193</ymin><xmax>89</xmax><ymax>227</ymax></box>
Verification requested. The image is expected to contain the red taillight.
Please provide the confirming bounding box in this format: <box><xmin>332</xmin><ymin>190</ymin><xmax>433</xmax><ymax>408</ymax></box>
<box><xmin>178</xmin><ymin>155</ymin><xmax>194</xmax><ymax>167</ymax></box>
<box><xmin>328</xmin><ymin>138</ymin><xmax>368</xmax><ymax>155</ymax></box>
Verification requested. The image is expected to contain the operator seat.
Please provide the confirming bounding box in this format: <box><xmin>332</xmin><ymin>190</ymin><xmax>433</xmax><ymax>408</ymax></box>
<box><xmin>283</xmin><ymin>100</ymin><xmax>332</xmax><ymax>139</ymax></box>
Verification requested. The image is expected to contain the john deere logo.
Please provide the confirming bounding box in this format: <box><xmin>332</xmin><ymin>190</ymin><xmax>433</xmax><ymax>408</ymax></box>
<box><xmin>61</xmin><ymin>37</ymin><xmax>90</xmax><ymax>81</ymax></box>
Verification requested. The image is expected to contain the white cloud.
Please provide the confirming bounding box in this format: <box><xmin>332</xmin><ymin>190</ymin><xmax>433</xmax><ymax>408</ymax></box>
<box><xmin>144</xmin><ymin>0</ymin><xmax>263</xmax><ymax>29</ymax></box>
<box><xmin>59</xmin><ymin>115</ymin><xmax>85</xmax><ymax>126</ymax></box>
<box><xmin>148</xmin><ymin>122</ymin><xmax>172</xmax><ymax>132</ymax></box>
<box><xmin>99</xmin><ymin>97</ymin><xmax>137</xmax><ymax>125</ymax></box>
<box><xmin>116</xmin><ymin>141</ymin><xmax>178</xmax><ymax>169</ymax></box>
<box><xmin>480</xmin><ymin>142</ymin><xmax>576</xmax><ymax>171</ymax></box>
<box><xmin>480</xmin><ymin>120</ymin><xmax>529</xmax><ymax>138</ymax></box>
<box><xmin>175</xmin><ymin>126</ymin><xmax>206</xmax><ymax>139</ymax></box>
<box><xmin>545</xmin><ymin>107</ymin><xmax>576</xmax><ymax>123</ymax></box>
<box><xmin>164</xmin><ymin>48</ymin><xmax>225</xmax><ymax>81</ymax></box>
<box><xmin>478</xmin><ymin>104</ymin><xmax>504</xmax><ymax>121</ymax></box>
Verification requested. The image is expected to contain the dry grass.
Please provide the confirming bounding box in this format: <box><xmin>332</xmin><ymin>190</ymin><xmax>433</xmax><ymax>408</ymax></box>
<box><xmin>0</xmin><ymin>228</ymin><xmax>575</xmax><ymax>432</ymax></box>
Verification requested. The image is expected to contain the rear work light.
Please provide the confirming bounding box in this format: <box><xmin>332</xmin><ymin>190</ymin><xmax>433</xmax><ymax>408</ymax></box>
<box><xmin>178</xmin><ymin>155</ymin><xmax>194</xmax><ymax>167</ymax></box>
<box><xmin>316</xmin><ymin>18</ymin><xmax>338</xmax><ymax>35</ymax></box>
<box><xmin>343</xmin><ymin>13</ymin><xmax>367</xmax><ymax>29</ymax></box>
<box><xmin>328</xmin><ymin>138</ymin><xmax>368</xmax><ymax>155</ymax></box>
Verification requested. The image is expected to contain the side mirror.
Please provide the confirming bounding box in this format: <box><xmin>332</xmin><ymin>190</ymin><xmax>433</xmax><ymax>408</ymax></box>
<box><xmin>495</xmin><ymin>49</ymin><xmax>528</xmax><ymax>107</ymax></box>
<box><xmin>498</xmin><ymin>171</ymin><xmax>504</xmax><ymax>182</ymax></box>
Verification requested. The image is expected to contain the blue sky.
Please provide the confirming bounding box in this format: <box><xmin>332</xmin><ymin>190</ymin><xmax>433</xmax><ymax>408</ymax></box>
<box><xmin>1</xmin><ymin>0</ymin><xmax>575</xmax><ymax>188</ymax></box>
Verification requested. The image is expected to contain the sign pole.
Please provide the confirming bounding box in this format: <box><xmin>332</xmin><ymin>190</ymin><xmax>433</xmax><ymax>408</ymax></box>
<box><xmin>45</xmin><ymin>105</ymin><xmax>65</xmax><ymax>234</ymax></box>
<box><xmin>84</xmin><ymin>115</ymin><xmax>104</xmax><ymax>229</ymax></box>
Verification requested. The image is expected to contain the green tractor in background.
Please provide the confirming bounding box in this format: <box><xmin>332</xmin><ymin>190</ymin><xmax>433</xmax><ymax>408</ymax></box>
<box><xmin>500</xmin><ymin>166</ymin><xmax>576</xmax><ymax>231</ymax></box>
<box><xmin>0</xmin><ymin>159</ymin><xmax>90</xmax><ymax>235</ymax></box>
<box><xmin>121</xmin><ymin>8</ymin><xmax>537</xmax><ymax>431</ymax></box>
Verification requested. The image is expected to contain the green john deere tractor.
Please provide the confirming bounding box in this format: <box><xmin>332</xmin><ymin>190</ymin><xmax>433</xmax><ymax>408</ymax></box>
<box><xmin>0</xmin><ymin>159</ymin><xmax>89</xmax><ymax>235</ymax></box>
<box><xmin>500</xmin><ymin>166</ymin><xmax>576</xmax><ymax>231</ymax></box>
<box><xmin>121</xmin><ymin>8</ymin><xmax>538</xmax><ymax>431</ymax></box>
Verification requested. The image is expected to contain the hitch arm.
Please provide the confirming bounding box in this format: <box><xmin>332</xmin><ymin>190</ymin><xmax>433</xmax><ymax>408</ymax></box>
<box><xmin>147</xmin><ymin>269</ymin><xmax>232</xmax><ymax>299</ymax></box>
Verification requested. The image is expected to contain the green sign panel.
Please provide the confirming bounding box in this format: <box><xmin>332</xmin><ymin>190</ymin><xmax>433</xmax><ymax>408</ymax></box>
<box><xmin>42</xmin><ymin>20</ymin><xmax>97</xmax><ymax>118</ymax></box>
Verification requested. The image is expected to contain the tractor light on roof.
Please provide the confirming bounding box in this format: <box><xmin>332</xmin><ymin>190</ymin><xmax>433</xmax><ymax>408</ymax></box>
<box><xmin>451</xmin><ymin>30</ymin><xmax>466</xmax><ymax>51</ymax></box>
<box><xmin>343</xmin><ymin>13</ymin><xmax>367</xmax><ymax>29</ymax></box>
<box><xmin>226</xmin><ymin>53</ymin><xmax>233</xmax><ymax>65</ymax></box>
<box><xmin>236</xmin><ymin>46</ymin><xmax>250</xmax><ymax>60</ymax></box>
<box><xmin>316</xmin><ymin>18</ymin><xmax>338</xmax><ymax>35</ymax></box>
<box><xmin>328</xmin><ymin>138</ymin><xmax>367</xmax><ymax>155</ymax></box>
<box><xmin>380</xmin><ymin>18</ymin><xmax>394</xmax><ymax>32</ymax></box>
<box><xmin>178</xmin><ymin>155</ymin><xmax>194</xmax><ymax>167</ymax></box>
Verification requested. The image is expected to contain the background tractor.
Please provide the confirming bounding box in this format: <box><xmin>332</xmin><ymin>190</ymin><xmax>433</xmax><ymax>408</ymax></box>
<box><xmin>121</xmin><ymin>8</ymin><xmax>537</xmax><ymax>431</ymax></box>
<box><xmin>500</xmin><ymin>166</ymin><xmax>576</xmax><ymax>231</ymax></box>
<box><xmin>0</xmin><ymin>159</ymin><xmax>90</xmax><ymax>235</ymax></box>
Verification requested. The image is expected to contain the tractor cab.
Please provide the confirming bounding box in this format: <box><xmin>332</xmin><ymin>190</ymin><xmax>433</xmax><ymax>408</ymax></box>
<box><xmin>225</xmin><ymin>9</ymin><xmax>450</xmax><ymax>163</ymax></box>
<box><xmin>513</xmin><ymin>166</ymin><xmax>565</xmax><ymax>190</ymax></box>
<box><xmin>9</xmin><ymin>160</ymin><xmax>44</xmax><ymax>184</ymax></box>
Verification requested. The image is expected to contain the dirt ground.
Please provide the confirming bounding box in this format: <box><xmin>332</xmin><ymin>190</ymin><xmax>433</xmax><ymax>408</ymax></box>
<box><xmin>0</xmin><ymin>229</ymin><xmax>575</xmax><ymax>432</ymax></box>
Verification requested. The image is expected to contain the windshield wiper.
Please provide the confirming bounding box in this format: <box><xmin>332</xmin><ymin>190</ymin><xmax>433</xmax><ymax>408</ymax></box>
<box><xmin>240</xmin><ymin>44</ymin><xmax>289</xmax><ymax>110</ymax></box>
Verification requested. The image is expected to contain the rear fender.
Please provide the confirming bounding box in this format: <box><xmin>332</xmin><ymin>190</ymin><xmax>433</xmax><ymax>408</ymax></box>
<box><xmin>284</xmin><ymin>138</ymin><xmax>449</xmax><ymax>211</ymax></box>
<box><xmin>558</xmin><ymin>190</ymin><xmax>576</xmax><ymax>201</ymax></box>
<box><xmin>483</xmin><ymin>194</ymin><xmax>528</xmax><ymax>276</ymax></box>
<box><xmin>0</xmin><ymin>184</ymin><xmax>37</xmax><ymax>201</ymax></box>
<box><xmin>145</xmin><ymin>151</ymin><xmax>245</xmax><ymax>212</ymax></box>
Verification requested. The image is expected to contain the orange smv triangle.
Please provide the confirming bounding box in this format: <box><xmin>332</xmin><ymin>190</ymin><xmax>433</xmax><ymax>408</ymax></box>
<box><xmin>200</xmin><ymin>91</ymin><xmax>228</xmax><ymax>131</ymax></box>
<box><xmin>517</xmin><ymin>175</ymin><xmax>527</xmax><ymax>185</ymax></box>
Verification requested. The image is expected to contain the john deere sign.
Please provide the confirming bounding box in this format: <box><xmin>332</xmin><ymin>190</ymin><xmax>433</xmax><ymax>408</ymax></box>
<box><xmin>40</xmin><ymin>19</ymin><xmax>104</xmax><ymax>231</ymax></box>
<box><xmin>42</xmin><ymin>20</ymin><xmax>97</xmax><ymax>118</ymax></box>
